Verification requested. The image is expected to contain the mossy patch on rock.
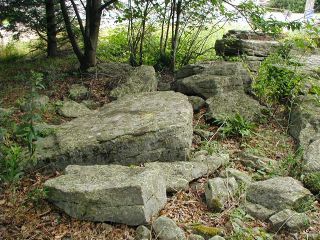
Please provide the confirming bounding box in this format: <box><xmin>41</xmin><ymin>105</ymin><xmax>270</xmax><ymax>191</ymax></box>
<box><xmin>191</xmin><ymin>224</ymin><xmax>223</xmax><ymax>239</ymax></box>
<box><xmin>303</xmin><ymin>173</ymin><xmax>320</xmax><ymax>196</ymax></box>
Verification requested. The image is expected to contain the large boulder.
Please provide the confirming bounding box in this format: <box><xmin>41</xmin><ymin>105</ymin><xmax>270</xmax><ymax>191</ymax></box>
<box><xmin>44</xmin><ymin>165</ymin><xmax>167</xmax><ymax>226</ymax></box>
<box><xmin>88</xmin><ymin>63</ymin><xmax>158</xmax><ymax>100</ymax></box>
<box><xmin>35</xmin><ymin>91</ymin><xmax>193</xmax><ymax>170</ymax></box>
<box><xmin>173</xmin><ymin>61</ymin><xmax>252</xmax><ymax>99</ymax></box>
<box><xmin>206</xmin><ymin>91</ymin><xmax>264</xmax><ymax>121</ymax></box>
<box><xmin>215</xmin><ymin>30</ymin><xmax>279</xmax><ymax>57</ymax></box>
<box><xmin>246</xmin><ymin>177</ymin><xmax>313</xmax><ymax>212</ymax></box>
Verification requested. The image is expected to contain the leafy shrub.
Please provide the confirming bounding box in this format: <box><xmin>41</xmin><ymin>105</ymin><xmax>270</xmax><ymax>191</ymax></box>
<box><xmin>0</xmin><ymin>145</ymin><xmax>25</xmax><ymax>183</ymax></box>
<box><xmin>253</xmin><ymin>44</ymin><xmax>304</xmax><ymax>105</ymax></box>
<box><xmin>220</xmin><ymin>114</ymin><xmax>255</xmax><ymax>138</ymax></box>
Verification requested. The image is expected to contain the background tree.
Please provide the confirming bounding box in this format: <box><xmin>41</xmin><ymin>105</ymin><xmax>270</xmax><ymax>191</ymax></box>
<box><xmin>59</xmin><ymin>0</ymin><xmax>118</xmax><ymax>70</ymax></box>
<box><xmin>0</xmin><ymin>0</ymin><xmax>62</xmax><ymax>57</ymax></box>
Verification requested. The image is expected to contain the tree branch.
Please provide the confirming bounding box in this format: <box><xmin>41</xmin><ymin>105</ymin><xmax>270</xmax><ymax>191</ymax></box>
<box><xmin>70</xmin><ymin>0</ymin><xmax>85</xmax><ymax>38</ymax></box>
<box><xmin>99</xmin><ymin>0</ymin><xmax>117</xmax><ymax>12</ymax></box>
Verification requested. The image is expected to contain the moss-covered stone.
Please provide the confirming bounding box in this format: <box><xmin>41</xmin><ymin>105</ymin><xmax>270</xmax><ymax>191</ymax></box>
<box><xmin>191</xmin><ymin>224</ymin><xmax>223</xmax><ymax>239</ymax></box>
<box><xmin>304</xmin><ymin>173</ymin><xmax>320</xmax><ymax>195</ymax></box>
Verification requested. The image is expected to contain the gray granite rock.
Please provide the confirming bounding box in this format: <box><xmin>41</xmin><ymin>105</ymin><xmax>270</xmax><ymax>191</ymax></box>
<box><xmin>206</xmin><ymin>91</ymin><xmax>264</xmax><ymax>121</ymax></box>
<box><xmin>174</xmin><ymin>61</ymin><xmax>252</xmax><ymax>99</ymax></box>
<box><xmin>135</xmin><ymin>225</ymin><xmax>151</xmax><ymax>240</ymax></box>
<box><xmin>303</xmin><ymin>138</ymin><xmax>320</xmax><ymax>173</ymax></box>
<box><xmin>20</xmin><ymin>95</ymin><xmax>49</xmax><ymax>112</ymax></box>
<box><xmin>205</xmin><ymin>177</ymin><xmax>238</xmax><ymax>212</ymax></box>
<box><xmin>188</xmin><ymin>96</ymin><xmax>206</xmax><ymax>112</ymax></box>
<box><xmin>152</xmin><ymin>216</ymin><xmax>186</xmax><ymax>240</ymax></box>
<box><xmin>221</xmin><ymin>168</ymin><xmax>252</xmax><ymax>185</ymax></box>
<box><xmin>244</xmin><ymin>202</ymin><xmax>276</xmax><ymax>221</ymax></box>
<box><xmin>44</xmin><ymin>165</ymin><xmax>167</xmax><ymax>226</ymax></box>
<box><xmin>145</xmin><ymin>153</ymin><xmax>229</xmax><ymax>192</ymax></box>
<box><xmin>189</xmin><ymin>234</ymin><xmax>205</xmax><ymax>240</ymax></box>
<box><xmin>35</xmin><ymin>91</ymin><xmax>193</xmax><ymax>170</ymax></box>
<box><xmin>246</xmin><ymin>177</ymin><xmax>313</xmax><ymax>212</ymax></box>
<box><xmin>269</xmin><ymin>209</ymin><xmax>310</xmax><ymax>233</ymax></box>
<box><xmin>57</xmin><ymin>100</ymin><xmax>92</xmax><ymax>118</ymax></box>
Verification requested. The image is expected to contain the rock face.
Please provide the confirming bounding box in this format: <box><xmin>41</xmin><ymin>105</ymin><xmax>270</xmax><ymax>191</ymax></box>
<box><xmin>206</xmin><ymin>91</ymin><xmax>264</xmax><ymax>121</ymax></box>
<box><xmin>246</xmin><ymin>177</ymin><xmax>313</xmax><ymax>212</ymax></box>
<box><xmin>44</xmin><ymin>165</ymin><xmax>167</xmax><ymax>226</ymax></box>
<box><xmin>57</xmin><ymin>100</ymin><xmax>92</xmax><ymax>118</ymax></box>
<box><xmin>35</xmin><ymin>91</ymin><xmax>193</xmax><ymax>170</ymax></box>
<box><xmin>205</xmin><ymin>177</ymin><xmax>238</xmax><ymax>212</ymax></box>
<box><xmin>174</xmin><ymin>61</ymin><xmax>252</xmax><ymax>99</ymax></box>
<box><xmin>269</xmin><ymin>209</ymin><xmax>310</xmax><ymax>233</ymax></box>
<box><xmin>88</xmin><ymin>63</ymin><xmax>157</xmax><ymax>100</ymax></box>
<box><xmin>152</xmin><ymin>216</ymin><xmax>186</xmax><ymax>240</ymax></box>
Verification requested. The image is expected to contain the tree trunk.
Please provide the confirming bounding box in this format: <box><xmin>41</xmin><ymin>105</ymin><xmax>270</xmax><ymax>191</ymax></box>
<box><xmin>305</xmin><ymin>0</ymin><xmax>316</xmax><ymax>18</ymax></box>
<box><xmin>45</xmin><ymin>0</ymin><xmax>57</xmax><ymax>57</ymax></box>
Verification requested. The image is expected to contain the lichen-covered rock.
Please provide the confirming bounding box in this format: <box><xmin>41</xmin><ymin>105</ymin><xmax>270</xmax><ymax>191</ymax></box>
<box><xmin>35</xmin><ymin>91</ymin><xmax>193</xmax><ymax>170</ymax></box>
<box><xmin>205</xmin><ymin>177</ymin><xmax>238</xmax><ymax>212</ymax></box>
<box><xmin>145</xmin><ymin>153</ymin><xmax>229</xmax><ymax>192</ymax></box>
<box><xmin>188</xmin><ymin>96</ymin><xmax>206</xmax><ymax>112</ymax></box>
<box><xmin>244</xmin><ymin>202</ymin><xmax>276</xmax><ymax>221</ymax></box>
<box><xmin>246</xmin><ymin>177</ymin><xmax>313</xmax><ymax>212</ymax></box>
<box><xmin>269</xmin><ymin>209</ymin><xmax>310</xmax><ymax>233</ymax></box>
<box><xmin>221</xmin><ymin>168</ymin><xmax>252</xmax><ymax>185</ymax></box>
<box><xmin>135</xmin><ymin>225</ymin><xmax>151</xmax><ymax>240</ymax></box>
<box><xmin>215</xmin><ymin>30</ymin><xmax>279</xmax><ymax>57</ymax></box>
<box><xmin>190</xmin><ymin>224</ymin><xmax>223</xmax><ymax>239</ymax></box>
<box><xmin>189</xmin><ymin>234</ymin><xmax>205</xmax><ymax>240</ymax></box>
<box><xmin>88</xmin><ymin>63</ymin><xmax>157</xmax><ymax>100</ymax></box>
<box><xmin>206</xmin><ymin>91</ymin><xmax>264</xmax><ymax>121</ymax></box>
<box><xmin>152</xmin><ymin>216</ymin><xmax>186</xmax><ymax>240</ymax></box>
<box><xmin>57</xmin><ymin>100</ymin><xmax>92</xmax><ymax>118</ymax></box>
<box><xmin>238</xmin><ymin>152</ymin><xmax>278</xmax><ymax>173</ymax></box>
<box><xmin>69</xmin><ymin>84</ymin><xmax>89</xmax><ymax>101</ymax></box>
<box><xmin>173</xmin><ymin>61</ymin><xmax>252</xmax><ymax>99</ymax></box>
<box><xmin>44</xmin><ymin>165</ymin><xmax>167</xmax><ymax>226</ymax></box>
<box><xmin>289</xmin><ymin>95</ymin><xmax>320</xmax><ymax>148</ymax></box>
<box><xmin>303</xmin><ymin>138</ymin><xmax>320</xmax><ymax>173</ymax></box>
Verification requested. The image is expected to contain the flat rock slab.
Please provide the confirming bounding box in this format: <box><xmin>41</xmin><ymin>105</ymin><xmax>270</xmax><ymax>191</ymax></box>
<box><xmin>57</xmin><ymin>100</ymin><xmax>92</xmax><ymax>118</ymax></box>
<box><xmin>173</xmin><ymin>61</ymin><xmax>251</xmax><ymax>99</ymax></box>
<box><xmin>206</xmin><ymin>91</ymin><xmax>264</xmax><ymax>121</ymax></box>
<box><xmin>35</xmin><ymin>91</ymin><xmax>193</xmax><ymax>170</ymax></box>
<box><xmin>145</xmin><ymin>153</ymin><xmax>229</xmax><ymax>192</ymax></box>
<box><xmin>44</xmin><ymin>165</ymin><xmax>167</xmax><ymax>226</ymax></box>
<box><xmin>246</xmin><ymin>177</ymin><xmax>313</xmax><ymax>212</ymax></box>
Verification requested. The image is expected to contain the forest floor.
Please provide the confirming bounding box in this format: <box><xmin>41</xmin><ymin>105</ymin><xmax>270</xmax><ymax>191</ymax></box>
<box><xmin>0</xmin><ymin>55</ymin><xmax>320</xmax><ymax>240</ymax></box>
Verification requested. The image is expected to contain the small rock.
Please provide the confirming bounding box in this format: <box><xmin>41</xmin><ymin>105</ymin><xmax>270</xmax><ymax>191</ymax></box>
<box><xmin>188</xmin><ymin>96</ymin><xmax>206</xmax><ymax>112</ymax></box>
<box><xmin>188</xmin><ymin>234</ymin><xmax>205</xmax><ymax>240</ymax></box>
<box><xmin>209</xmin><ymin>236</ymin><xmax>225</xmax><ymax>240</ymax></box>
<box><xmin>191</xmin><ymin>224</ymin><xmax>223</xmax><ymax>239</ymax></box>
<box><xmin>135</xmin><ymin>225</ymin><xmax>151</xmax><ymax>240</ymax></box>
<box><xmin>238</xmin><ymin>152</ymin><xmax>278</xmax><ymax>172</ymax></box>
<box><xmin>69</xmin><ymin>84</ymin><xmax>89</xmax><ymax>101</ymax></box>
<box><xmin>158</xmin><ymin>81</ymin><xmax>171</xmax><ymax>91</ymax></box>
<box><xmin>269</xmin><ymin>209</ymin><xmax>310</xmax><ymax>233</ymax></box>
<box><xmin>152</xmin><ymin>216</ymin><xmax>186</xmax><ymax>240</ymax></box>
<box><xmin>246</xmin><ymin>177</ymin><xmax>313</xmax><ymax>212</ymax></box>
<box><xmin>205</xmin><ymin>177</ymin><xmax>238</xmax><ymax>212</ymax></box>
<box><xmin>20</xmin><ymin>95</ymin><xmax>49</xmax><ymax>112</ymax></box>
<box><xmin>57</xmin><ymin>100</ymin><xmax>92</xmax><ymax>118</ymax></box>
<box><xmin>194</xmin><ymin>129</ymin><xmax>213</xmax><ymax>140</ymax></box>
<box><xmin>193</xmin><ymin>150</ymin><xmax>208</xmax><ymax>158</ymax></box>
<box><xmin>220</xmin><ymin>168</ymin><xmax>252</xmax><ymax>185</ymax></box>
<box><xmin>244</xmin><ymin>202</ymin><xmax>276</xmax><ymax>221</ymax></box>
<box><xmin>0</xmin><ymin>107</ymin><xmax>14</xmax><ymax>116</ymax></box>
